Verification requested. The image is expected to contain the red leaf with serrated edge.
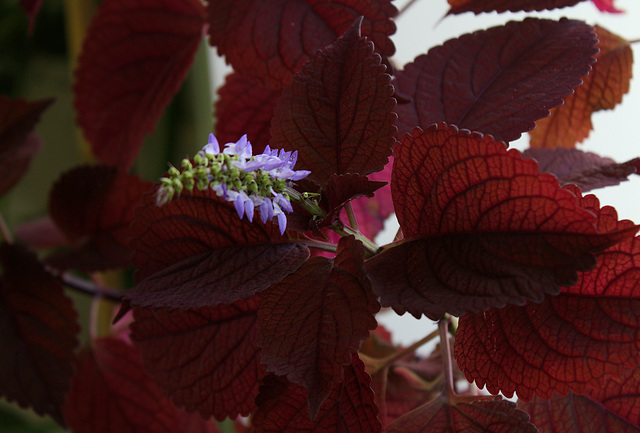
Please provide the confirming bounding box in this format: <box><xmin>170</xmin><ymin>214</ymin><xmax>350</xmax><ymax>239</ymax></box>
<box><xmin>270</xmin><ymin>18</ymin><xmax>396</xmax><ymax>186</ymax></box>
<box><xmin>252</xmin><ymin>355</ymin><xmax>381</xmax><ymax>432</ymax></box>
<box><xmin>530</xmin><ymin>26</ymin><xmax>633</xmax><ymax>149</ymax></box>
<box><xmin>0</xmin><ymin>243</ymin><xmax>79</xmax><ymax>425</ymax></box>
<box><xmin>365</xmin><ymin>124</ymin><xmax>637</xmax><ymax>319</ymax></box>
<box><xmin>524</xmin><ymin>147</ymin><xmax>639</xmax><ymax>192</ymax></box>
<box><xmin>447</xmin><ymin>0</ymin><xmax>583</xmax><ymax>14</ymax></box>
<box><xmin>0</xmin><ymin>96</ymin><xmax>52</xmax><ymax>197</ymax></box>
<box><xmin>130</xmin><ymin>299</ymin><xmax>266</xmax><ymax>421</ymax></box>
<box><xmin>63</xmin><ymin>337</ymin><xmax>186</xmax><ymax>433</ymax></box>
<box><xmin>386</xmin><ymin>394</ymin><xmax>537</xmax><ymax>433</ymax></box>
<box><xmin>455</xmin><ymin>189</ymin><xmax>640</xmax><ymax>401</ymax></box>
<box><xmin>258</xmin><ymin>236</ymin><xmax>379</xmax><ymax>418</ymax></box>
<box><xmin>319</xmin><ymin>174</ymin><xmax>386</xmax><ymax>227</ymax></box>
<box><xmin>215</xmin><ymin>72</ymin><xmax>281</xmax><ymax>153</ymax></box>
<box><xmin>74</xmin><ymin>0</ymin><xmax>205</xmax><ymax>169</ymax></box>
<box><xmin>208</xmin><ymin>0</ymin><xmax>396</xmax><ymax>89</ymax></box>
<box><xmin>394</xmin><ymin>18</ymin><xmax>598</xmax><ymax>143</ymax></box>
<box><xmin>520</xmin><ymin>369</ymin><xmax>640</xmax><ymax>432</ymax></box>
<box><xmin>126</xmin><ymin>189</ymin><xmax>309</xmax><ymax>309</ymax></box>
<box><xmin>47</xmin><ymin>165</ymin><xmax>153</xmax><ymax>271</ymax></box>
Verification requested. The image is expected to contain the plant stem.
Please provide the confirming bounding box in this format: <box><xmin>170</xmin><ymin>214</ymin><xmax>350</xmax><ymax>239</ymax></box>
<box><xmin>367</xmin><ymin>328</ymin><xmax>439</xmax><ymax>375</ymax></box>
<box><xmin>334</xmin><ymin>223</ymin><xmax>379</xmax><ymax>256</ymax></box>
<box><xmin>344</xmin><ymin>202</ymin><xmax>359</xmax><ymax>231</ymax></box>
<box><xmin>61</xmin><ymin>273</ymin><xmax>121</xmax><ymax>303</ymax></box>
<box><xmin>0</xmin><ymin>211</ymin><xmax>14</xmax><ymax>244</ymax></box>
<box><xmin>438</xmin><ymin>317</ymin><xmax>456</xmax><ymax>397</ymax></box>
<box><xmin>300</xmin><ymin>238</ymin><xmax>338</xmax><ymax>254</ymax></box>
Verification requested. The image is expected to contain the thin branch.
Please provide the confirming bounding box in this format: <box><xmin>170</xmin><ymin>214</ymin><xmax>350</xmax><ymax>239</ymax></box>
<box><xmin>61</xmin><ymin>273</ymin><xmax>122</xmax><ymax>303</ymax></box>
<box><xmin>344</xmin><ymin>202</ymin><xmax>359</xmax><ymax>232</ymax></box>
<box><xmin>367</xmin><ymin>328</ymin><xmax>439</xmax><ymax>375</ymax></box>
<box><xmin>438</xmin><ymin>317</ymin><xmax>456</xmax><ymax>397</ymax></box>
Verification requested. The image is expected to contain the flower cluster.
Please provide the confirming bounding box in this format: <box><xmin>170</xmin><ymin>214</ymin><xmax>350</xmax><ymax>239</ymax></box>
<box><xmin>157</xmin><ymin>134</ymin><xmax>310</xmax><ymax>234</ymax></box>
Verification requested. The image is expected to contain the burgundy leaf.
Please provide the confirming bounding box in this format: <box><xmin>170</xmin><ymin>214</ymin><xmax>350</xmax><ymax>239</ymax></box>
<box><xmin>394</xmin><ymin>18</ymin><xmax>598</xmax><ymax>143</ymax></box>
<box><xmin>0</xmin><ymin>96</ymin><xmax>52</xmax><ymax>197</ymax></box>
<box><xmin>347</xmin><ymin>158</ymin><xmax>395</xmax><ymax>241</ymax></box>
<box><xmin>252</xmin><ymin>355</ymin><xmax>381</xmax><ymax>432</ymax></box>
<box><xmin>270</xmin><ymin>18</ymin><xmax>397</xmax><ymax>186</ymax></box>
<box><xmin>130</xmin><ymin>187</ymin><xmax>305</xmax><ymax>279</ymax></box>
<box><xmin>386</xmin><ymin>394</ymin><xmax>537</xmax><ymax>433</ymax></box>
<box><xmin>74</xmin><ymin>0</ymin><xmax>206</xmax><ymax>169</ymax></box>
<box><xmin>63</xmin><ymin>337</ymin><xmax>184</xmax><ymax>433</ymax></box>
<box><xmin>15</xmin><ymin>216</ymin><xmax>67</xmax><ymax>250</ymax></box>
<box><xmin>365</xmin><ymin>124</ymin><xmax>637</xmax><ymax>319</ymax></box>
<box><xmin>447</xmin><ymin>0</ymin><xmax>583</xmax><ymax>15</ymax></box>
<box><xmin>208</xmin><ymin>0</ymin><xmax>397</xmax><ymax>89</ymax></box>
<box><xmin>215</xmin><ymin>72</ymin><xmax>282</xmax><ymax>153</ymax></box>
<box><xmin>258</xmin><ymin>236</ymin><xmax>379</xmax><ymax>418</ymax></box>
<box><xmin>455</xmin><ymin>189</ymin><xmax>640</xmax><ymax>401</ymax></box>
<box><xmin>524</xmin><ymin>147</ymin><xmax>639</xmax><ymax>192</ymax></box>
<box><xmin>319</xmin><ymin>174</ymin><xmax>387</xmax><ymax>227</ymax></box>
<box><xmin>124</xmin><ymin>243</ymin><xmax>309</xmax><ymax>309</ymax></box>
<box><xmin>47</xmin><ymin>165</ymin><xmax>153</xmax><ymax>271</ymax></box>
<box><xmin>520</xmin><ymin>369</ymin><xmax>640</xmax><ymax>432</ymax></box>
<box><xmin>0</xmin><ymin>243</ymin><xmax>79</xmax><ymax>424</ymax></box>
<box><xmin>530</xmin><ymin>26</ymin><xmax>633</xmax><ymax>148</ymax></box>
<box><xmin>131</xmin><ymin>299</ymin><xmax>266</xmax><ymax>420</ymax></box>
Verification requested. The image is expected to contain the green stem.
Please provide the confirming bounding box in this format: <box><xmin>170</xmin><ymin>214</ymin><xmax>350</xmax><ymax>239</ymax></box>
<box><xmin>344</xmin><ymin>202</ymin><xmax>359</xmax><ymax>231</ymax></box>
<box><xmin>300</xmin><ymin>238</ymin><xmax>338</xmax><ymax>254</ymax></box>
<box><xmin>333</xmin><ymin>223</ymin><xmax>379</xmax><ymax>256</ymax></box>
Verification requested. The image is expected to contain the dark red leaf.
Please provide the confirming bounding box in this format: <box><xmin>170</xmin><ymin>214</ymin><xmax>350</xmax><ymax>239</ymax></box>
<box><xmin>365</xmin><ymin>124</ymin><xmax>637</xmax><ymax>319</ymax></box>
<box><xmin>0</xmin><ymin>243</ymin><xmax>79</xmax><ymax>424</ymax></box>
<box><xmin>394</xmin><ymin>18</ymin><xmax>598</xmax><ymax>143</ymax></box>
<box><xmin>447</xmin><ymin>0</ymin><xmax>583</xmax><ymax>15</ymax></box>
<box><xmin>63</xmin><ymin>337</ymin><xmax>184</xmax><ymax>433</ymax></box>
<box><xmin>125</xmin><ymin>243</ymin><xmax>309</xmax><ymax>309</ymax></box>
<box><xmin>74</xmin><ymin>0</ymin><xmax>206</xmax><ymax>169</ymax></box>
<box><xmin>47</xmin><ymin>165</ymin><xmax>153</xmax><ymax>271</ymax></box>
<box><xmin>530</xmin><ymin>26</ymin><xmax>633</xmax><ymax>148</ymax></box>
<box><xmin>348</xmin><ymin>159</ymin><xmax>395</xmax><ymax>241</ymax></box>
<box><xmin>19</xmin><ymin>0</ymin><xmax>43</xmax><ymax>32</ymax></box>
<box><xmin>129</xmin><ymin>185</ymin><xmax>308</xmax><ymax>279</ymax></box>
<box><xmin>130</xmin><ymin>299</ymin><xmax>266</xmax><ymax>420</ymax></box>
<box><xmin>455</xmin><ymin>190</ymin><xmax>640</xmax><ymax>401</ymax></box>
<box><xmin>319</xmin><ymin>174</ymin><xmax>387</xmax><ymax>227</ymax></box>
<box><xmin>215</xmin><ymin>72</ymin><xmax>282</xmax><ymax>153</ymax></box>
<box><xmin>524</xmin><ymin>147</ymin><xmax>639</xmax><ymax>192</ymax></box>
<box><xmin>0</xmin><ymin>96</ymin><xmax>52</xmax><ymax>197</ymax></box>
<box><xmin>520</xmin><ymin>368</ymin><xmax>640</xmax><ymax>432</ymax></box>
<box><xmin>252</xmin><ymin>355</ymin><xmax>381</xmax><ymax>432</ymax></box>
<box><xmin>15</xmin><ymin>216</ymin><xmax>67</xmax><ymax>250</ymax></box>
<box><xmin>258</xmin><ymin>236</ymin><xmax>379</xmax><ymax>418</ymax></box>
<box><xmin>386</xmin><ymin>394</ymin><xmax>537</xmax><ymax>433</ymax></box>
<box><xmin>208</xmin><ymin>0</ymin><xmax>396</xmax><ymax>89</ymax></box>
<box><xmin>270</xmin><ymin>18</ymin><xmax>396</xmax><ymax>186</ymax></box>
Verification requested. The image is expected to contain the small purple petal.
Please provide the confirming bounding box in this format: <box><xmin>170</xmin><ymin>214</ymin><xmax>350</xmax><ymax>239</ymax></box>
<box><xmin>234</xmin><ymin>194</ymin><xmax>245</xmax><ymax>219</ymax></box>
<box><xmin>277</xmin><ymin>212</ymin><xmax>287</xmax><ymax>234</ymax></box>
<box><xmin>203</xmin><ymin>133</ymin><xmax>220</xmax><ymax>155</ymax></box>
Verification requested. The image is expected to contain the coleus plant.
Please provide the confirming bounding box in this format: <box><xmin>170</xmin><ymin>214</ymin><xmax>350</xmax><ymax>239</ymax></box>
<box><xmin>1</xmin><ymin>0</ymin><xmax>639</xmax><ymax>432</ymax></box>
